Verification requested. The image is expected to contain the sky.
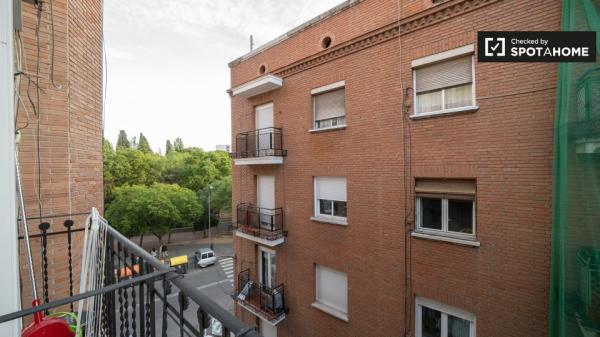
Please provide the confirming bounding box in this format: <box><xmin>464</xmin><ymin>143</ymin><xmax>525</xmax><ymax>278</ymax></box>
<box><xmin>103</xmin><ymin>0</ymin><xmax>344</xmax><ymax>153</ymax></box>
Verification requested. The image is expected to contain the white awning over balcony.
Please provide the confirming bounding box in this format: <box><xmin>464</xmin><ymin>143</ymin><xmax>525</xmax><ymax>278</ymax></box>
<box><xmin>231</xmin><ymin>75</ymin><xmax>283</xmax><ymax>98</ymax></box>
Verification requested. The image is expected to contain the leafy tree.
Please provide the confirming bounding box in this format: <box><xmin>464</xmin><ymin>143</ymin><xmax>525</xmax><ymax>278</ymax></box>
<box><xmin>197</xmin><ymin>176</ymin><xmax>231</xmax><ymax>230</ymax></box>
<box><xmin>165</xmin><ymin>140</ymin><xmax>173</xmax><ymax>155</ymax></box>
<box><xmin>104</xmin><ymin>131</ymin><xmax>233</xmax><ymax>239</ymax></box>
<box><xmin>176</xmin><ymin>148</ymin><xmax>220</xmax><ymax>192</ymax></box>
<box><xmin>138</xmin><ymin>133</ymin><xmax>152</xmax><ymax>153</ymax></box>
<box><xmin>206</xmin><ymin>150</ymin><xmax>232</xmax><ymax>178</ymax></box>
<box><xmin>103</xmin><ymin>137</ymin><xmax>114</xmax><ymax>153</ymax></box>
<box><xmin>153</xmin><ymin>184</ymin><xmax>203</xmax><ymax>227</ymax></box>
<box><xmin>105</xmin><ymin>184</ymin><xmax>202</xmax><ymax>246</ymax></box>
<box><xmin>103</xmin><ymin>138</ymin><xmax>116</xmax><ymax>202</ymax></box>
<box><xmin>173</xmin><ymin>137</ymin><xmax>185</xmax><ymax>152</ymax></box>
<box><xmin>116</xmin><ymin>130</ymin><xmax>130</xmax><ymax>150</ymax></box>
<box><xmin>105</xmin><ymin>185</ymin><xmax>176</xmax><ymax>245</ymax></box>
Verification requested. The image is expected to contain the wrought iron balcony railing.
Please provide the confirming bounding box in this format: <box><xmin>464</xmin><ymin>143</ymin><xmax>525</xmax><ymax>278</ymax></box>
<box><xmin>230</xmin><ymin>127</ymin><xmax>287</xmax><ymax>159</ymax></box>
<box><xmin>236</xmin><ymin>269</ymin><xmax>286</xmax><ymax>323</ymax></box>
<box><xmin>1</xmin><ymin>212</ymin><xmax>261</xmax><ymax>337</ymax></box>
<box><xmin>235</xmin><ymin>203</ymin><xmax>285</xmax><ymax>242</ymax></box>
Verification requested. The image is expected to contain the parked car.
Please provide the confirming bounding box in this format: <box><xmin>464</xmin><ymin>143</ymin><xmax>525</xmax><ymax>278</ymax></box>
<box><xmin>194</xmin><ymin>248</ymin><xmax>217</xmax><ymax>268</ymax></box>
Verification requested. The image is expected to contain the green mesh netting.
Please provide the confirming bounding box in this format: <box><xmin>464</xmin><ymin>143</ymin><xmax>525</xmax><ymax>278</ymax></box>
<box><xmin>550</xmin><ymin>0</ymin><xmax>600</xmax><ymax>336</ymax></box>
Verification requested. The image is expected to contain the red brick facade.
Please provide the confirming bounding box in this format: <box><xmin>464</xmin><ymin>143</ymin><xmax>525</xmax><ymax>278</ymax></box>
<box><xmin>230</xmin><ymin>0</ymin><xmax>560</xmax><ymax>336</ymax></box>
<box><xmin>16</xmin><ymin>0</ymin><xmax>103</xmax><ymax>312</ymax></box>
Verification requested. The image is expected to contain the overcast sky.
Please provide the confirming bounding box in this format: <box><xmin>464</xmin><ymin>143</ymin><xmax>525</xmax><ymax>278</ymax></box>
<box><xmin>103</xmin><ymin>0</ymin><xmax>344</xmax><ymax>153</ymax></box>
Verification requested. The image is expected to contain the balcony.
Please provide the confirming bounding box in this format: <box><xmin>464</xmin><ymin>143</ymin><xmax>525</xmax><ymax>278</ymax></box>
<box><xmin>236</xmin><ymin>269</ymin><xmax>286</xmax><ymax>325</ymax></box>
<box><xmin>1</xmin><ymin>210</ymin><xmax>261</xmax><ymax>337</ymax></box>
<box><xmin>235</xmin><ymin>203</ymin><xmax>285</xmax><ymax>247</ymax></box>
<box><xmin>230</xmin><ymin>127</ymin><xmax>287</xmax><ymax>165</ymax></box>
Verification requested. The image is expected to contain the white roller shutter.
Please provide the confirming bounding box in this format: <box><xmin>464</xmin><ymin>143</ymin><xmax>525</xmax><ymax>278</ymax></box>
<box><xmin>415</xmin><ymin>56</ymin><xmax>472</xmax><ymax>93</ymax></box>
<box><xmin>314</xmin><ymin>88</ymin><xmax>345</xmax><ymax>121</ymax></box>
<box><xmin>257</xmin><ymin>176</ymin><xmax>275</xmax><ymax>209</ymax></box>
<box><xmin>315</xmin><ymin>177</ymin><xmax>346</xmax><ymax>202</ymax></box>
<box><xmin>316</xmin><ymin>265</ymin><xmax>348</xmax><ymax>314</ymax></box>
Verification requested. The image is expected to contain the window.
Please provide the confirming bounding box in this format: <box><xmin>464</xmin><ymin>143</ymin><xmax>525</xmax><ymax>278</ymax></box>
<box><xmin>314</xmin><ymin>177</ymin><xmax>347</xmax><ymax>222</ymax></box>
<box><xmin>415</xmin><ymin>179</ymin><xmax>476</xmax><ymax>239</ymax></box>
<box><xmin>259</xmin><ymin>247</ymin><xmax>276</xmax><ymax>288</ymax></box>
<box><xmin>412</xmin><ymin>47</ymin><xmax>476</xmax><ymax>116</ymax></box>
<box><xmin>312</xmin><ymin>82</ymin><xmax>346</xmax><ymax>130</ymax></box>
<box><xmin>313</xmin><ymin>265</ymin><xmax>348</xmax><ymax>320</ymax></box>
<box><xmin>416</xmin><ymin>297</ymin><xmax>476</xmax><ymax>337</ymax></box>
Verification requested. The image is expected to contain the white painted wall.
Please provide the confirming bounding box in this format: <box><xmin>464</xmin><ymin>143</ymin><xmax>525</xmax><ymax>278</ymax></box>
<box><xmin>0</xmin><ymin>0</ymin><xmax>22</xmax><ymax>335</ymax></box>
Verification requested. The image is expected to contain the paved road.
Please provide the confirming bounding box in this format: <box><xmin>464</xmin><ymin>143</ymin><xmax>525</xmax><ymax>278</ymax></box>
<box><xmin>165</xmin><ymin>241</ymin><xmax>234</xmax><ymax>336</ymax></box>
<box><xmin>118</xmin><ymin>241</ymin><xmax>236</xmax><ymax>337</ymax></box>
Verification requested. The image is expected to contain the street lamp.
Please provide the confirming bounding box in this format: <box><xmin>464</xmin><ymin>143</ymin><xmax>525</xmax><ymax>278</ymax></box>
<box><xmin>208</xmin><ymin>185</ymin><xmax>214</xmax><ymax>250</ymax></box>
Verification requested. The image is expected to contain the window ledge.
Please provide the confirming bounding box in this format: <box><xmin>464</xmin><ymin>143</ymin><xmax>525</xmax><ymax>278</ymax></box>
<box><xmin>308</xmin><ymin>125</ymin><xmax>347</xmax><ymax>133</ymax></box>
<box><xmin>411</xmin><ymin>231</ymin><xmax>480</xmax><ymax>247</ymax></box>
<box><xmin>310</xmin><ymin>216</ymin><xmax>348</xmax><ymax>226</ymax></box>
<box><xmin>311</xmin><ymin>302</ymin><xmax>349</xmax><ymax>322</ymax></box>
<box><xmin>410</xmin><ymin>106</ymin><xmax>479</xmax><ymax>120</ymax></box>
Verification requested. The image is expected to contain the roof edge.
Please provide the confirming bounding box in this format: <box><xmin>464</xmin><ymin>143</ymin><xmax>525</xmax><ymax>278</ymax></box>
<box><xmin>228</xmin><ymin>0</ymin><xmax>361</xmax><ymax>68</ymax></box>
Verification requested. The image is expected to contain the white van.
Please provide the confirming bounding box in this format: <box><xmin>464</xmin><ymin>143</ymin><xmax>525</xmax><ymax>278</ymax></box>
<box><xmin>195</xmin><ymin>248</ymin><xmax>217</xmax><ymax>268</ymax></box>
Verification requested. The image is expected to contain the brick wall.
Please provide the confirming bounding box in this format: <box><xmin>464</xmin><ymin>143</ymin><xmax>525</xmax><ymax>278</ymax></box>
<box><xmin>15</xmin><ymin>0</ymin><xmax>103</xmax><ymax>313</ymax></box>
<box><xmin>231</xmin><ymin>0</ymin><xmax>560</xmax><ymax>336</ymax></box>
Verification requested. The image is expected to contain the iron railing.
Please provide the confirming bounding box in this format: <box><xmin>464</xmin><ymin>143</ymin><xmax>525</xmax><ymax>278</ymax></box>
<box><xmin>230</xmin><ymin>127</ymin><xmax>287</xmax><ymax>159</ymax></box>
<box><xmin>235</xmin><ymin>203</ymin><xmax>285</xmax><ymax>241</ymax></box>
<box><xmin>2</xmin><ymin>214</ymin><xmax>262</xmax><ymax>337</ymax></box>
<box><xmin>236</xmin><ymin>269</ymin><xmax>286</xmax><ymax>322</ymax></box>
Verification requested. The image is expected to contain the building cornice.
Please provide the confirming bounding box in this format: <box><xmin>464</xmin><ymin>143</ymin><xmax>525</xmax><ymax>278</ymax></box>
<box><xmin>272</xmin><ymin>0</ymin><xmax>501</xmax><ymax>79</ymax></box>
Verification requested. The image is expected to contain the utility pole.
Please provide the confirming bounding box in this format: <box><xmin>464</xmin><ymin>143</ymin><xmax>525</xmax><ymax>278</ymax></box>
<box><xmin>208</xmin><ymin>185</ymin><xmax>214</xmax><ymax>250</ymax></box>
<box><xmin>250</xmin><ymin>35</ymin><xmax>254</xmax><ymax>52</ymax></box>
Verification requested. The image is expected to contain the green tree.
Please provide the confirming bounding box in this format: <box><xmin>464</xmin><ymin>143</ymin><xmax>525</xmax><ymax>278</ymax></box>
<box><xmin>153</xmin><ymin>184</ymin><xmax>203</xmax><ymax>227</ymax></box>
<box><xmin>173</xmin><ymin>137</ymin><xmax>185</xmax><ymax>152</ymax></box>
<box><xmin>206</xmin><ymin>150</ymin><xmax>232</xmax><ymax>178</ymax></box>
<box><xmin>165</xmin><ymin>140</ymin><xmax>173</xmax><ymax>155</ymax></box>
<box><xmin>176</xmin><ymin>149</ymin><xmax>220</xmax><ymax>192</ymax></box>
<box><xmin>197</xmin><ymin>176</ymin><xmax>232</xmax><ymax>230</ymax></box>
<box><xmin>138</xmin><ymin>133</ymin><xmax>152</xmax><ymax>153</ymax></box>
<box><xmin>105</xmin><ymin>184</ymin><xmax>201</xmax><ymax>246</ymax></box>
<box><xmin>116</xmin><ymin>130</ymin><xmax>130</xmax><ymax>150</ymax></box>
<box><xmin>105</xmin><ymin>185</ymin><xmax>178</xmax><ymax>245</ymax></box>
<box><xmin>103</xmin><ymin>138</ymin><xmax>116</xmax><ymax>202</ymax></box>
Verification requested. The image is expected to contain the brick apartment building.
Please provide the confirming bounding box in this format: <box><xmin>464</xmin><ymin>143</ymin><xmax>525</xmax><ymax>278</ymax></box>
<box><xmin>228</xmin><ymin>0</ymin><xmax>562</xmax><ymax>336</ymax></box>
<box><xmin>2</xmin><ymin>0</ymin><xmax>103</xmax><ymax>328</ymax></box>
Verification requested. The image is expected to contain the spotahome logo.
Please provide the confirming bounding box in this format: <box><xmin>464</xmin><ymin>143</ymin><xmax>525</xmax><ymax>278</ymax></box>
<box><xmin>478</xmin><ymin>31</ymin><xmax>596</xmax><ymax>62</ymax></box>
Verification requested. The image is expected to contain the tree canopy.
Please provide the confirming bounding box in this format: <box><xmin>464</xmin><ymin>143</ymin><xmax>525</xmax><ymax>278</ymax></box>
<box><xmin>138</xmin><ymin>133</ymin><xmax>152</xmax><ymax>153</ymax></box>
<box><xmin>103</xmin><ymin>134</ymin><xmax>232</xmax><ymax>238</ymax></box>
<box><xmin>116</xmin><ymin>130</ymin><xmax>130</xmax><ymax>150</ymax></box>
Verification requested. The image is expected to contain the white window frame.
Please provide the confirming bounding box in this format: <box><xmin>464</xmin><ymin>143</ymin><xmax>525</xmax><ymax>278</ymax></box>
<box><xmin>313</xmin><ymin>177</ymin><xmax>347</xmax><ymax>224</ymax></box>
<box><xmin>411</xmin><ymin>45</ymin><xmax>478</xmax><ymax>118</ymax></box>
<box><xmin>415</xmin><ymin>196</ymin><xmax>476</xmax><ymax>240</ymax></box>
<box><xmin>415</xmin><ymin>297</ymin><xmax>476</xmax><ymax>337</ymax></box>
<box><xmin>311</xmin><ymin>81</ymin><xmax>347</xmax><ymax>131</ymax></box>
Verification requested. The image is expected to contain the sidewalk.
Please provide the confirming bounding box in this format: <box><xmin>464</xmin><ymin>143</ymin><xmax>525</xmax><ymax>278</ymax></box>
<box><xmin>130</xmin><ymin>230</ymin><xmax>233</xmax><ymax>251</ymax></box>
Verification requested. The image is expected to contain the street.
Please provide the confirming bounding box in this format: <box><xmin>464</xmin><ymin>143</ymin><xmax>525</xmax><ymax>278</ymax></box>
<box><xmin>117</xmin><ymin>240</ymin><xmax>236</xmax><ymax>337</ymax></box>
<box><xmin>160</xmin><ymin>241</ymin><xmax>234</xmax><ymax>337</ymax></box>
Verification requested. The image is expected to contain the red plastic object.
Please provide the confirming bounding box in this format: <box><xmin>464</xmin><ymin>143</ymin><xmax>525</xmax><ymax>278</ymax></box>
<box><xmin>22</xmin><ymin>300</ymin><xmax>75</xmax><ymax>337</ymax></box>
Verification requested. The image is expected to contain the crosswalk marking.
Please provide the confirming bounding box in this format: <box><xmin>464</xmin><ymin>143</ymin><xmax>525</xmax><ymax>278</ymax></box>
<box><xmin>219</xmin><ymin>257</ymin><xmax>234</xmax><ymax>283</ymax></box>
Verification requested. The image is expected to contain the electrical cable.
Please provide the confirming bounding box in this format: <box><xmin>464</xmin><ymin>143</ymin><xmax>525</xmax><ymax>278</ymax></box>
<box><xmin>396</xmin><ymin>2</ymin><xmax>414</xmax><ymax>336</ymax></box>
<box><xmin>48</xmin><ymin>0</ymin><xmax>62</xmax><ymax>89</ymax></box>
<box><xmin>34</xmin><ymin>1</ymin><xmax>43</xmax><ymax>221</ymax></box>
